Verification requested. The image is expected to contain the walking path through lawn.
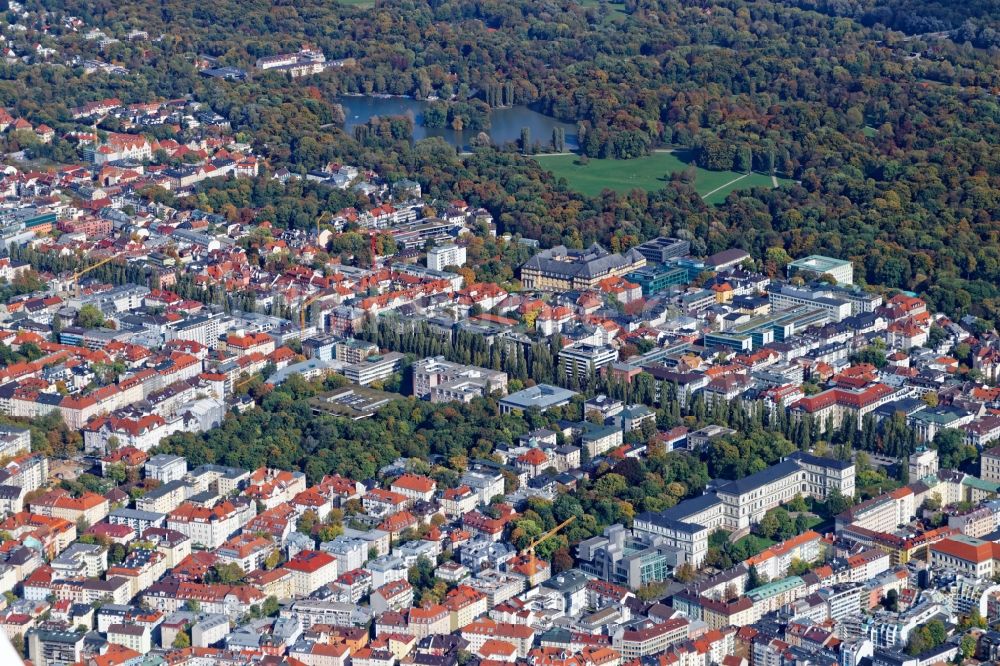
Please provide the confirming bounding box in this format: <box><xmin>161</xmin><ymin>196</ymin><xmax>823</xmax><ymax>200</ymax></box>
<box><xmin>701</xmin><ymin>173</ymin><xmax>749</xmax><ymax>200</ymax></box>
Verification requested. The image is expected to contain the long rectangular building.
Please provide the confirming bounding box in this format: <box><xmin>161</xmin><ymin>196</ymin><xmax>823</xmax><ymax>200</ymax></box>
<box><xmin>704</xmin><ymin>306</ymin><xmax>831</xmax><ymax>352</ymax></box>
<box><xmin>640</xmin><ymin>452</ymin><xmax>854</xmax><ymax>537</ymax></box>
<box><xmin>520</xmin><ymin>243</ymin><xmax>645</xmax><ymax>291</ymax></box>
<box><xmin>342</xmin><ymin>352</ymin><xmax>405</xmax><ymax>386</ymax></box>
<box><xmin>714</xmin><ymin>451</ymin><xmax>854</xmax><ymax>529</ymax></box>
<box><xmin>790</xmin><ymin>383</ymin><xmax>901</xmax><ymax>432</ymax></box>
<box><xmin>767</xmin><ymin>284</ymin><xmax>853</xmax><ymax>322</ymax></box>
<box><xmin>412</xmin><ymin>356</ymin><xmax>508</xmax><ymax>402</ymax></box>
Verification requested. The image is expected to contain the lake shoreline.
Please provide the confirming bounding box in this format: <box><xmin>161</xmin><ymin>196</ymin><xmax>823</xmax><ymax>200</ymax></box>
<box><xmin>336</xmin><ymin>95</ymin><xmax>580</xmax><ymax>152</ymax></box>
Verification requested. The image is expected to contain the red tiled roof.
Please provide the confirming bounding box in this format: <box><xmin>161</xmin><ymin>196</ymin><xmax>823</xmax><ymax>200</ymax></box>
<box><xmin>391</xmin><ymin>474</ymin><xmax>436</xmax><ymax>493</ymax></box>
<box><xmin>284</xmin><ymin>549</ymin><xmax>336</xmax><ymax>574</ymax></box>
<box><xmin>933</xmin><ymin>536</ymin><xmax>1000</xmax><ymax>564</ymax></box>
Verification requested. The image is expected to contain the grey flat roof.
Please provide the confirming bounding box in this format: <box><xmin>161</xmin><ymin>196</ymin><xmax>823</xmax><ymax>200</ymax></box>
<box><xmin>110</xmin><ymin>508</ymin><xmax>166</xmax><ymax>522</ymax></box>
<box><xmin>501</xmin><ymin>384</ymin><xmax>578</xmax><ymax>408</ymax></box>
<box><xmin>542</xmin><ymin>569</ymin><xmax>590</xmax><ymax>592</ymax></box>
<box><xmin>141</xmin><ymin>479</ymin><xmax>189</xmax><ymax>499</ymax></box>
<box><xmin>0</xmin><ymin>424</ymin><xmax>29</xmax><ymax>433</ymax></box>
<box><xmin>789</xmin><ymin>255</ymin><xmax>851</xmax><ymax>271</ymax></box>
<box><xmin>147</xmin><ymin>454</ymin><xmax>185</xmax><ymax>465</ymax></box>
<box><xmin>706</xmin><ymin>248</ymin><xmax>750</xmax><ymax>267</ymax></box>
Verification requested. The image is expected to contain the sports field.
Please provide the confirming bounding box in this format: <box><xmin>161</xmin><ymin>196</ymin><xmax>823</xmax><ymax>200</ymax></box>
<box><xmin>535</xmin><ymin>151</ymin><xmax>789</xmax><ymax>202</ymax></box>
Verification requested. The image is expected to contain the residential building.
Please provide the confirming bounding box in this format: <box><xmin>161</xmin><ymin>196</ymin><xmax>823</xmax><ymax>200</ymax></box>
<box><xmin>372</xmin><ymin>579</ymin><xmax>414</xmax><ymax>615</ymax></box>
<box><xmin>613</xmin><ymin>618</ymin><xmax>689</xmax><ymax>659</ymax></box>
<box><xmin>577</xmin><ymin>421</ymin><xmax>624</xmax><ymax>458</ymax></box>
<box><xmin>284</xmin><ymin>550</ymin><xmax>339</xmax><ymax>596</ymax></box>
<box><xmin>217</xmin><ymin>533</ymin><xmax>275</xmax><ymax>573</ymax></box>
<box><xmin>30</xmin><ymin>489</ymin><xmax>109</xmax><ymax>526</ymax></box>
<box><xmin>166</xmin><ymin>500</ymin><xmax>253</xmax><ymax>549</ymax></box>
<box><xmin>135</xmin><ymin>479</ymin><xmax>191</xmax><ymax>514</ymax></box>
<box><xmin>191</xmin><ymin>614</ymin><xmax>230</xmax><ymax>648</ymax></box>
<box><xmin>407</xmin><ymin>604</ymin><xmax>451</xmax><ymax>639</ymax></box>
<box><xmin>542</xmin><ymin>570</ymin><xmax>591</xmax><ymax>616</ymax></box>
<box><xmin>335</xmin><ymin>338</ymin><xmax>378</xmax><ymax>365</ymax></box>
<box><xmin>0</xmin><ymin>425</ymin><xmax>30</xmax><ymax>459</ymax></box>
<box><xmin>27</xmin><ymin>626</ymin><xmax>85</xmax><ymax>666</ymax></box>
<box><xmin>441</xmin><ymin>486</ymin><xmax>479</xmax><ymax>518</ymax></box>
<box><xmin>390</xmin><ymin>474</ymin><xmax>437</xmax><ymax>503</ymax></box>
<box><xmin>444</xmin><ymin>584</ymin><xmax>488</xmax><ymax>631</ymax></box>
<box><xmin>461</xmin><ymin>470</ymin><xmax>505</xmax><ymax>505</ymax></box>
<box><xmin>107</xmin><ymin>623</ymin><xmax>151</xmax><ymax>653</ymax></box>
<box><xmin>462</xmin><ymin>619</ymin><xmax>536</xmax><ymax>658</ymax></box>
<box><xmin>558</xmin><ymin>343</ymin><xmax>618</xmax><ymax>379</ymax></box>
<box><xmin>982</xmin><ymin>446</ymin><xmax>1000</xmax><ymax>484</ymax></box>
<box><xmin>145</xmin><ymin>454</ymin><xmax>188</xmax><ymax>483</ymax></box>
<box><xmin>50</xmin><ymin>543</ymin><xmax>107</xmax><ymax>579</ymax></box>
<box><xmin>427</xmin><ymin>244</ymin><xmax>467</xmax><ymax>271</ymax></box>
<box><xmin>280</xmin><ymin>599</ymin><xmax>362</xmax><ymax>629</ymax></box>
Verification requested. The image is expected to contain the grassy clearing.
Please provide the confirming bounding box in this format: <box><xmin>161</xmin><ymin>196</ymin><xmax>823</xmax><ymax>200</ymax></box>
<box><xmin>337</xmin><ymin>0</ymin><xmax>375</xmax><ymax>6</ymax></box>
<box><xmin>535</xmin><ymin>151</ymin><xmax>789</xmax><ymax>202</ymax></box>
<box><xmin>574</xmin><ymin>0</ymin><xmax>628</xmax><ymax>21</ymax></box>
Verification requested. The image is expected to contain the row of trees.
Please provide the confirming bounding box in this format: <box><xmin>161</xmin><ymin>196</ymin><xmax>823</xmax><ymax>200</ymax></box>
<box><xmin>362</xmin><ymin>307</ymin><xmax>973</xmax><ymax>492</ymax></box>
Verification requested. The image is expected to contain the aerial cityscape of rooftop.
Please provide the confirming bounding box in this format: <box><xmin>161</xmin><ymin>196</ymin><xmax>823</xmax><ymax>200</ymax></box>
<box><xmin>0</xmin><ymin>1</ymin><xmax>997</xmax><ymax>666</ymax></box>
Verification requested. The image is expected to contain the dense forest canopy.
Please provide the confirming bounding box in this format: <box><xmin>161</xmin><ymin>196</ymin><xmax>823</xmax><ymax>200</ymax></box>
<box><xmin>1</xmin><ymin>0</ymin><xmax>996</xmax><ymax>322</ymax></box>
<box><xmin>783</xmin><ymin>0</ymin><xmax>1000</xmax><ymax>42</ymax></box>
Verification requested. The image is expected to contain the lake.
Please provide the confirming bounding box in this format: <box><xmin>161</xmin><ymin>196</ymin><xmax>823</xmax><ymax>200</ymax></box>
<box><xmin>336</xmin><ymin>95</ymin><xmax>579</xmax><ymax>152</ymax></box>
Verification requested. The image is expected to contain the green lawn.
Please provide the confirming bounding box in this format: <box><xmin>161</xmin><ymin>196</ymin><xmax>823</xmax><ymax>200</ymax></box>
<box><xmin>797</xmin><ymin>515</ymin><xmax>823</xmax><ymax>531</ymax></box>
<box><xmin>733</xmin><ymin>534</ymin><xmax>776</xmax><ymax>556</ymax></box>
<box><xmin>4</xmin><ymin>155</ymin><xmax>61</xmax><ymax>170</ymax></box>
<box><xmin>702</xmin><ymin>172</ymin><xmax>790</xmax><ymax>205</ymax></box>
<box><xmin>337</xmin><ymin>0</ymin><xmax>374</xmax><ymax>6</ymax></box>
<box><xmin>862</xmin><ymin>125</ymin><xmax>877</xmax><ymax>137</ymax></box>
<box><xmin>535</xmin><ymin>151</ymin><xmax>789</xmax><ymax>202</ymax></box>
<box><xmin>574</xmin><ymin>0</ymin><xmax>628</xmax><ymax>21</ymax></box>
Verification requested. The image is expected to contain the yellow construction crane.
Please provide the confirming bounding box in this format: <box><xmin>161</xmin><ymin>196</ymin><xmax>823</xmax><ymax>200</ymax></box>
<box><xmin>70</xmin><ymin>254</ymin><xmax>121</xmax><ymax>297</ymax></box>
<box><xmin>523</xmin><ymin>515</ymin><xmax>576</xmax><ymax>557</ymax></box>
<box><xmin>299</xmin><ymin>290</ymin><xmax>331</xmax><ymax>330</ymax></box>
<box><xmin>233</xmin><ymin>373</ymin><xmax>261</xmax><ymax>392</ymax></box>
